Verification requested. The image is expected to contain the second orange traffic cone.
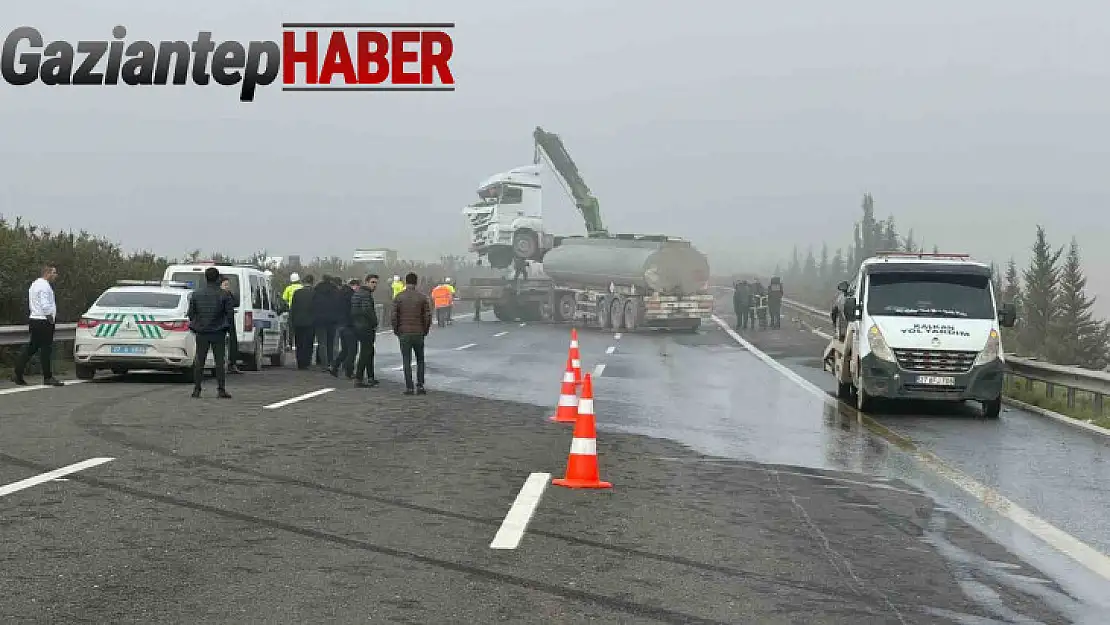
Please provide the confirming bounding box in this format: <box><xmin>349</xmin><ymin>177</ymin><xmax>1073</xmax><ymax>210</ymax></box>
<box><xmin>569</xmin><ymin>328</ymin><xmax>583</xmax><ymax>387</ymax></box>
<box><xmin>553</xmin><ymin>373</ymin><xmax>612</xmax><ymax>489</ymax></box>
<box><xmin>550</xmin><ymin>357</ymin><xmax>579</xmax><ymax>423</ymax></box>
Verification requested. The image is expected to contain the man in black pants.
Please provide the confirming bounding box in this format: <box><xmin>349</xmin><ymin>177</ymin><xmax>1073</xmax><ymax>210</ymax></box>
<box><xmin>290</xmin><ymin>274</ymin><xmax>316</xmax><ymax>369</ymax></box>
<box><xmin>187</xmin><ymin>267</ymin><xmax>234</xmax><ymax>398</ymax></box>
<box><xmin>343</xmin><ymin>274</ymin><xmax>380</xmax><ymax>387</ymax></box>
<box><xmin>12</xmin><ymin>262</ymin><xmax>64</xmax><ymax>387</ymax></box>
<box><xmin>392</xmin><ymin>272</ymin><xmax>432</xmax><ymax>395</ymax></box>
<box><xmin>330</xmin><ymin>278</ymin><xmax>360</xmax><ymax>379</ymax></box>
<box><xmin>220</xmin><ymin>277</ymin><xmax>242</xmax><ymax>374</ymax></box>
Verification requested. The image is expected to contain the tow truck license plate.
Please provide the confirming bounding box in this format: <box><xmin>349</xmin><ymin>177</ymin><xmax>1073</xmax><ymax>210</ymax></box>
<box><xmin>916</xmin><ymin>375</ymin><xmax>955</xmax><ymax>386</ymax></box>
<box><xmin>110</xmin><ymin>345</ymin><xmax>147</xmax><ymax>355</ymax></box>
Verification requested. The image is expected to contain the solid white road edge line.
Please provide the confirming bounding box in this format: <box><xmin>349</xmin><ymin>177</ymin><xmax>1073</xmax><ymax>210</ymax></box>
<box><xmin>490</xmin><ymin>472</ymin><xmax>551</xmax><ymax>550</ymax></box>
<box><xmin>263</xmin><ymin>388</ymin><xmax>335</xmax><ymax>409</ymax></box>
<box><xmin>494</xmin><ymin>331</ymin><xmax>509</xmax><ymax>337</ymax></box>
<box><xmin>593</xmin><ymin>363</ymin><xmax>606</xmax><ymax>377</ymax></box>
<box><xmin>455</xmin><ymin>343</ymin><xmax>477</xmax><ymax>350</ymax></box>
<box><xmin>0</xmin><ymin>457</ymin><xmax>114</xmax><ymax>497</ymax></box>
<box><xmin>0</xmin><ymin>380</ymin><xmax>87</xmax><ymax>396</ymax></box>
<box><xmin>605</xmin><ymin>346</ymin><xmax>616</xmax><ymax>355</ymax></box>
<box><xmin>709</xmin><ymin>313</ymin><xmax>1110</xmax><ymax>582</ymax></box>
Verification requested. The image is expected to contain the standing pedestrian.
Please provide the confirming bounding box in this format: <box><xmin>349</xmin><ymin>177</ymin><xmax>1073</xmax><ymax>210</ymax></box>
<box><xmin>11</xmin><ymin>262</ymin><xmax>64</xmax><ymax>387</ymax></box>
<box><xmin>330</xmin><ymin>278</ymin><xmax>360</xmax><ymax>379</ymax></box>
<box><xmin>281</xmin><ymin>272</ymin><xmax>303</xmax><ymax>349</ymax></box>
<box><xmin>768</xmin><ymin>276</ymin><xmax>784</xmax><ymax>329</ymax></box>
<box><xmin>187</xmin><ymin>267</ymin><xmax>234</xmax><ymax>398</ymax></box>
<box><xmin>220</xmin><ymin>277</ymin><xmax>242</xmax><ymax>374</ymax></box>
<box><xmin>347</xmin><ymin>274</ymin><xmax>380</xmax><ymax>387</ymax></box>
<box><xmin>290</xmin><ymin>274</ymin><xmax>316</xmax><ymax>369</ymax></box>
<box><xmin>733</xmin><ymin>280</ymin><xmax>751</xmax><ymax>331</ymax></box>
<box><xmin>311</xmin><ymin>275</ymin><xmax>342</xmax><ymax>369</ymax></box>
<box><xmin>392</xmin><ymin>272</ymin><xmax>431</xmax><ymax>395</ymax></box>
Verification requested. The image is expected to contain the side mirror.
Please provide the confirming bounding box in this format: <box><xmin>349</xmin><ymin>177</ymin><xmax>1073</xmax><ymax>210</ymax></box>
<box><xmin>842</xmin><ymin>296</ymin><xmax>859</xmax><ymax>321</ymax></box>
<box><xmin>998</xmin><ymin>302</ymin><xmax>1017</xmax><ymax>328</ymax></box>
<box><xmin>836</xmin><ymin>280</ymin><xmax>849</xmax><ymax>293</ymax></box>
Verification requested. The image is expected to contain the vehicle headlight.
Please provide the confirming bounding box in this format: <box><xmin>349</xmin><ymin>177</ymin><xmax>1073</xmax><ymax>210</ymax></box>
<box><xmin>867</xmin><ymin>324</ymin><xmax>896</xmax><ymax>362</ymax></box>
<box><xmin>973</xmin><ymin>329</ymin><xmax>1000</xmax><ymax>365</ymax></box>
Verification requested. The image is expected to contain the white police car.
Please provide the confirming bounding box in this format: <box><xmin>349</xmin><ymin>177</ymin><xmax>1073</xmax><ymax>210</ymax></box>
<box><xmin>73</xmin><ymin>280</ymin><xmax>214</xmax><ymax>381</ymax></box>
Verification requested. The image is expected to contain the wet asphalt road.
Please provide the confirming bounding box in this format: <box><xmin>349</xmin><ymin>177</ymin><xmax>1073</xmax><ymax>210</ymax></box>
<box><xmin>0</xmin><ymin>311</ymin><xmax>1106</xmax><ymax>623</ymax></box>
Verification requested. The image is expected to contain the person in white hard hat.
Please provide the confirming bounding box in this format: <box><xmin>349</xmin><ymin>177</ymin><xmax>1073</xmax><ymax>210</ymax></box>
<box><xmin>281</xmin><ymin>273</ymin><xmax>303</xmax><ymax>349</ymax></box>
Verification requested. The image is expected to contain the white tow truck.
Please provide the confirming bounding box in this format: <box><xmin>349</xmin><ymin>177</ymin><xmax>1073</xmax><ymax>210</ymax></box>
<box><xmin>823</xmin><ymin>252</ymin><xmax>1017</xmax><ymax>418</ymax></box>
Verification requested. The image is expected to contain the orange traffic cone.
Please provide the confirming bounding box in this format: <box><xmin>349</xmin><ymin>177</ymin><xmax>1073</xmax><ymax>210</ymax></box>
<box><xmin>553</xmin><ymin>374</ymin><xmax>612</xmax><ymax>489</ymax></box>
<box><xmin>569</xmin><ymin>328</ymin><xmax>583</xmax><ymax>387</ymax></box>
<box><xmin>550</xmin><ymin>357</ymin><xmax>579</xmax><ymax>423</ymax></box>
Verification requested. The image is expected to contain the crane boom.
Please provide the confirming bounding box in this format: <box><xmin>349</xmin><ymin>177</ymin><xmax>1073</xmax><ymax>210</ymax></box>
<box><xmin>532</xmin><ymin>126</ymin><xmax>608</xmax><ymax>238</ymax></box>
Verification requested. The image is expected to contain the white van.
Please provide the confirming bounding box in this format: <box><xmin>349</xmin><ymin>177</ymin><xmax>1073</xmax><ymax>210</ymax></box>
<box><xmin>823</xmin><ymin>252</ymin><xmax>1017</xmax><ymax>418</ymax></box>
<box><xmin>162</xmin><ymin>263</ymin><xmax>286</xmax><ymax>370</ymax></box>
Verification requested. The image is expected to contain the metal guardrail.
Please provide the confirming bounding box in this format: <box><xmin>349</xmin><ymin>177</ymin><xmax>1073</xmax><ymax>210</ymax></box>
<box><xmin>0</xmin><ymin>323</ymin><xmax>77</xmax><ymax>347</ymax></box>
<box><xmin>780</xmin><ymin>297</ymin><xmax>1110</xmax><ymax>413</ymax></box>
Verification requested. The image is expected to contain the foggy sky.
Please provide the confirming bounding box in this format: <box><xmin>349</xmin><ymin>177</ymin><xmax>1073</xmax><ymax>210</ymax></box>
<box><xmin>5</xmin><ymin>1</ymin><xmax>1110</xmax><ymax>312</ymax></box>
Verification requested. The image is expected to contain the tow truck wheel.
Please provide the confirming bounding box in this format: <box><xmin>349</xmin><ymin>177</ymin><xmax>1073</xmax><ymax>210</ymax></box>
<box><xmin>75</xmin><ymin>364</ymin><xmax>96</xmax><ymax>381</ymax></box>
<box><xmin>555</xmin><ymin>293</ymin><xmax>576</xmax><ymax>323</ymax></box>
<box><xmin>610</xmin><ymin>297</ymin><xmax>625</xmax><ymax>330</ymax></box>
<box><xmin>981</xmin><ymin>397</ymin><xmax>1002</xmax><ymax>419</ymax></box>
<box><xmin>623</xmin><ymin>299</ymin><xmax>640</xmax><ymax>331</ymax></box>
<box><xmin>855</xmin><ymin>385</ymin><xmax>874</xmax><ymax>413</ymax></box>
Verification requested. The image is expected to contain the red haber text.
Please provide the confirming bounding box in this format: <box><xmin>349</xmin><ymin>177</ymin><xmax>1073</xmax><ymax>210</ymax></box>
<box><xmin>282</xmin><ymin>30</ymin><xmax>454</xmax><ymax>86</ymax></box>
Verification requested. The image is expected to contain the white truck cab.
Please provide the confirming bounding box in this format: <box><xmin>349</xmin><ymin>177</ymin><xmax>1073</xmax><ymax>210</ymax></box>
<box><xmin>461</xmin><ymin>164</ymin><xmax>554</xmax><ymax>270</ymax></box>
<box><xmin>824</xmin><ymin>252</ymin><xmax>1017</xmax><ymax>418</ymax></box>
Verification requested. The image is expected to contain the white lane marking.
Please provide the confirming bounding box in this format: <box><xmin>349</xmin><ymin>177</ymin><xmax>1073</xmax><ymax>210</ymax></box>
<box><xmin>709</xmin><ymin>313</ymin><xmax>1110</xmax><ymax>582</ymax></box>
<box><xmin>593</xmin><ymin>363</ymin><xmax>606</xmax><ymax>377</ymax></box>
<box><xmin>613</xmin><ymin>333</ymin><xmax>622</xmax><ymax>340</ymax></box>
<box><xmin>263</xmin><ymin>388</ymin><xmax>335</xmax><ymax>409</ymax></box>
<box><xmin>494</xmin><ymin>331</ymin><xmax>508</xmax><ymax>337</ymax></box>
<box><xmin>0</xmin><ymin>380</ymin><xmax>87</xmax><ymax>396</ymax></box>
<box><xmin>0</xmin><ymin>457</ymin><xmax>114</xmax><ymax>497</ymax></box>
<box><xmin>605</xmin><ymin>346</ymin><xmax>616</xmax><ymax>355</ymax></box>
<box><xmin>519</xmin><ymin>323</ymin><xmax>526</xmax><ymax>327</ymax></box>
<box><xmin>490</xmin><ymin>472</ymin><xmax>551</xmax><ymax>550</ymax></box>
<box><xmin>455</xmin><ymin>343</ymin><xmax>477</xmax><ymax>350</ymax></box>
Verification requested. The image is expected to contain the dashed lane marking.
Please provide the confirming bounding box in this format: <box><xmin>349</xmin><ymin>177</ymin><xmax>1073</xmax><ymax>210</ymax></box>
<box><xmin>0</xmin><ymin>380</ymin><xmax>87</xmax><ymax>396</ymax></box>
<box><xmin>593</xmin><ymin>364</ymin><xmax>606</xmax><ymax>377</ymax></box>
<box><xmin>613</xmin><ymin>333</ymin><xmax>622</xmax><ymax>340</ymax></box>
<box><xmin>605</xmin><ymin>346</ymin><xmax>616</xmax><ymax>355</ymax></box>
<box><xmin>455</xmin><ymin>343</ymin><xmax>477</xmax><ymax>350</ymax></box>
<box><xmin>263</xmin><ymin>388</ymin><xmax>335</xmax><ymax>410</ymax></box>
<box><xmin>0</xmin><ymin>457</ymin><xmax>114</xmax><ymax>497</ymax></box>
<box><xmin>709</xmin><ymin>313</ymin><xmax>1110</xmax><ymax>582</ymax></box>
<box><xmin>489</xmin><ymin>472</ymin><xmax>550</xmax><ymax>550</ymax></box>
<box><xmin>494</xmin><ymin>331</ymin><xmax>508</xmax><ymax>337</ymax></box>
<box><xmin>519</xmin><ymin>323</ymin><xmax>526</xmax><ymax>327</ymax></box>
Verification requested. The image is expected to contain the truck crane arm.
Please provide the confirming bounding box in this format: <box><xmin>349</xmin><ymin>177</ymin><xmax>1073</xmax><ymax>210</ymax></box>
<box><xmin>532</xmin><ymin>126</ymin><xmax>608</xmax><ymax>238</ymax></box>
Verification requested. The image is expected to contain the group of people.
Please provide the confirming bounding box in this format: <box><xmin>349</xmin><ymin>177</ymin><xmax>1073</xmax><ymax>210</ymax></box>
<box><xmin>279</xmin><ymin>271</ymin><xmax>435</xmax><ymax>395</ymax></box>
<box><xmin>732</xmin><ymin>277</ymin><xmax>785</xmax><ymax>330</ymax></box>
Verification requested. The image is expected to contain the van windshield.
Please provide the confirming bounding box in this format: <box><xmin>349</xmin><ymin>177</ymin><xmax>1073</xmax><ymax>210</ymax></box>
<box><xmin>866</xmin><ymin>273</ymin><xmax>994</xmax><ymax>319</ymax></box>
<box><xmin>170</xmin><ymin>272</ymin><xmax>239</xmax><ymax>294</ymax></box>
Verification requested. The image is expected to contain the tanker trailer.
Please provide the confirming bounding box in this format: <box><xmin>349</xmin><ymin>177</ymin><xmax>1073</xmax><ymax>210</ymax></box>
<box><xmin>462</xmin><ymin>234</ymin><xmax>715</xmax><ymax>331</ymax></box>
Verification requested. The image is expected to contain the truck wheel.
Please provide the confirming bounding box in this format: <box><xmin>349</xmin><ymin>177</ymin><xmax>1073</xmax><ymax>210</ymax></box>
<box><xmin>513</xmin><ymin>231</ymin><xmax>538</xmax><ymax>259</ymax></box>
<box><xmin>981</xmin><ymin>397</ymin><xmax>1002</xmax><ymax>419</ymax></box>
<box><xmin>856</xmin><ymin>386</ymin><xmax>875</xmax><ymax>413</ymax></box>
<box><xmin>837</xmin><ymin>381</ymin><xmax>852</xmax><ymax>400</ymax></box>
<box><xmin>75</xmin><ymin>364</ymin><xmax>96</xmax><ymax>381</ymax></box>
<box><xmin>597</xmin><ymin>296</ymin><xmax>612</xmax><ymax>330</ymax></box>
<box><xmin>493</xmin><ymin>304</ymin><xmax>515</xmax><ymax>322</ymax></box>
<box><xmin>555</xmin><ymin>293</ymin><xmax>576</xmax><ymax>323</ymax></box>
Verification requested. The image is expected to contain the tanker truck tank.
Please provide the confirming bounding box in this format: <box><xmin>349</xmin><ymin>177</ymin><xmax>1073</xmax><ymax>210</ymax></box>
<box><xmin>540</xmin><ymin>235</ymin><xmax>710</xmax><ymax>296</ymax></box>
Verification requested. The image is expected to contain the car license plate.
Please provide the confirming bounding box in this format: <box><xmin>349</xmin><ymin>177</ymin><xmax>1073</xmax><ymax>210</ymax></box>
<box><xmin>110</xmin><ymin>345</ymin><xmax>147</xmax><ymax>355</ymax></box>
<box><xmin>916</xmin><ymin>375</ymin><xmax>955</xmax><ymax>386</ymax></box>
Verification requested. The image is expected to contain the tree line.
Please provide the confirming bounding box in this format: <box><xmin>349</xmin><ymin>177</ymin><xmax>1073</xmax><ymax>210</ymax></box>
<box><xmin>0</xmin><ymin>215</ymin><xmax>491</xmax><ymax>362</ymax></box>
<box><xmin>776</xmin><ymin>194</ymin><xmax>1110</xmax><ymax>369</ymax></box>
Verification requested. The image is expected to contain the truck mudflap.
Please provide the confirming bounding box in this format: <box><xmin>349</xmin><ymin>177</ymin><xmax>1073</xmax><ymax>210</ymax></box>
<box><xmin>857</xmin><ymin>352</ymin><xmax>1005</xmax><ymax>402</ymax></box>
<box><xmin>642</xmin><ymin>294</ymin><xmax>715</xmax><ymax>320</ymax></box>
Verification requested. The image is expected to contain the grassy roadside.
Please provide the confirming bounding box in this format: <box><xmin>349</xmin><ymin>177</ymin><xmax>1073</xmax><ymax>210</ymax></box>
<box><xmin>0</xmin><ymin>343</ymin><xmax>73</xmax><ymax>380</ymax></box>
<box><xmin>1003</xmin><ymin>377</ymin><xmax>1110</xmax><ymax>429</ymax></box>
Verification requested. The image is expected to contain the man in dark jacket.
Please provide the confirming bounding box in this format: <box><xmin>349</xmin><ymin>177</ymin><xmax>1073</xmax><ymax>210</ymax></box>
<box><xmin>311</xmin><ymin>276</ymin><xmax>343</xmax><ymax>368</ymax></box>
<box><xmin>392</xmin><ymin>272</ymin><xmax>432</xmax><ymax>395</ymax></box>
<box><xmin>220</xmin><ymin>277</ymin><xmax>242</xmax><ymax>374</ymax></box>
<box><xmin>187</xmin><ymin>267</ymin><xmax>234</xmax><ymax>398</ymax></box>
<box><xmin>344</xmin><ymin>274</ymin><xmax>380</xmax><ymax>387</ymax></box>
<box><xmin>733</xmin><ymin>280</ymin><xmax>751</xmax><ymax>330</ymax></box>
<box><xmin>290</xmin><ymin>274</ymin><xmax>316</xmax><ymax>369</ymax></box>
<box><xmin>767</xmin><ymin>277</ymin><xmax>784</xmax><ymax>329</ymax></box>
<box><xmin>330</xmin><ymin>278</ymin><xmax>360</xmax><ymax>379</ymax></box>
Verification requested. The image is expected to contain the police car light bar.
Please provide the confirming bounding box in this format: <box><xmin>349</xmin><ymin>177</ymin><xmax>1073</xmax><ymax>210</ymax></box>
<box><xmin>873</xmin><ymin>251</ymin><xmax>972</xmax><ymax>261</ymax></box>
<box><xmin>115</xmin><ymin>280</ymin><xmax>193</xmax><ymax>288</ymax></box>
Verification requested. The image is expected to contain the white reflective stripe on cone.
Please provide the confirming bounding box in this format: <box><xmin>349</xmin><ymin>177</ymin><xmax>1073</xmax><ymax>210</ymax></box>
<box><xmin>577</xmin><ymin>399</ymin><xmax>594</xmax><ymax>414</ymax></box>
<box><xmin>570</xmin><ymin>340</ymin><xmax>579</xmax><ymax>348</ymax></box>
<box><xmin>562</xmin><ymin>372</ymin><xmax>575</xmax><ymax>382</ymax></box>
<box><xmin>558</xmin><ymin>394</ymin><xmax>578</xmax><ymax>406</ymax></box>
<box><xmin>569</xmin><ymin>438</ymin><xmax>597</xmax><ymax>455</ymax></box>
<box><xmin>571</xmin><ymin>359</ymin><xmax>581</xmax><ymax>368</ymax></box>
